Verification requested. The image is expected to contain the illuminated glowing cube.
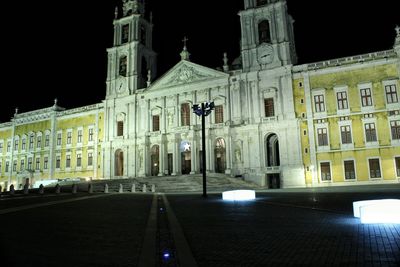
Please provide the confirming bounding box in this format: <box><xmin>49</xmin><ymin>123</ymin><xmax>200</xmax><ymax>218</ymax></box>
<box><xmin>353</xmin><ymin>199</ymin><xmax>400</xmax><ymax>224</ymax></box>
<box><xmin>222</xmin><ymin>190</ymin><xmax>256</xmax><ymax>201</ymax></box>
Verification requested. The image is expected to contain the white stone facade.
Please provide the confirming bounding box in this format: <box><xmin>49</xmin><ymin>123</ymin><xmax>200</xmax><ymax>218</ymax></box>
<box><xmin>102</xmin><ymin>0</ymin><xmax>305</xmax><ymax>188</ymax></box>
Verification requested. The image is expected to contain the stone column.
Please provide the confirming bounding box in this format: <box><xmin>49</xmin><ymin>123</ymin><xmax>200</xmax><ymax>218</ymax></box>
<box><xmin>158</xmin><ymin>135</ymin><xmax>165</xmax><ymax>176</ymax></box>
<box><xmin>207</xmin><ymin>130</ymin><xmax>213</xmax><ymax>173</ymax></box>
<box><xmin>225</xmin><ymin>135</ymin><xmax>232</xmax><ymax>175</ymax></box>
<box><xmin>190</xmin><ymin>137</ymin><xmax>196</xmax><ymax>174</ymax></box>
<box><xmin>172</xmin><ymin>134</ymin><xmax>180</xmax><ymax>176</ymax></box>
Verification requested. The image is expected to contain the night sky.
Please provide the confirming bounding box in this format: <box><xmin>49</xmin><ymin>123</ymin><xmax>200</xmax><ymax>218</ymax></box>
<box><xmin>1</xmin><ymin>0</ymin><xmax>399</xmax><ymax>123</ymax></box>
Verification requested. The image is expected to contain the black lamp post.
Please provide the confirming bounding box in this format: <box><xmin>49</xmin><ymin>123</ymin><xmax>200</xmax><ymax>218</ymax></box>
<box><xmin>192</xmin><ymin>102</ymin><xmax>214</xmax><ymax>197</ymax></box>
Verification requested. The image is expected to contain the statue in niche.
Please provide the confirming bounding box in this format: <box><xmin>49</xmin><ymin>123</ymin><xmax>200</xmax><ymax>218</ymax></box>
<box><xmin>234</xmin><ymin>146</ymin><xmax>242</xmax><ymax>163</ymax></box>
<box><xmin>167</xmin><ymin>111</ymin><xmax>174</xmax><ymax>127</ymax></box>
<box><xmin>138</xmin><ymin>149</ymin><xmax>143</xmax><ymax>170</ymax></box>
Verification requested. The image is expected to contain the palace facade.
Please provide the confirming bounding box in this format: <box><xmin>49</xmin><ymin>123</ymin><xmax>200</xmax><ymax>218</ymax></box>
<box><xmin>1</xmin><ymin>0</ymin><xmax>399</xmax><ymax>189</ymax></box>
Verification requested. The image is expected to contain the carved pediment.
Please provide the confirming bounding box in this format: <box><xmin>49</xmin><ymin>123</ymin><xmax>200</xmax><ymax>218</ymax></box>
<box><xmin>148</xmin><ymin>60</ymin><xmax>228</xmax><ymax>91</ymax></box>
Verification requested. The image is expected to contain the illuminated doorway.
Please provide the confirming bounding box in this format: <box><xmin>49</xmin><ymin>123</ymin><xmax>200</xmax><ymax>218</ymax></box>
<box><xmin>151</xmin><ymin>145</ymin><xmax>160</xmax><ymax>176</ymax></box>
<box><xmin>215</xmin><ymin>138</ymin><xmax>226</xmax><ymax>173</ymax></box>
<box><xmin>115</xmin><ymin>149</ymin><xmax>124</xmax><ymax>176</ymax></box>
<box><xmin>180</xmin><ymin>141</ymin><xmax>191</xmax><ymax>174</ymax></box>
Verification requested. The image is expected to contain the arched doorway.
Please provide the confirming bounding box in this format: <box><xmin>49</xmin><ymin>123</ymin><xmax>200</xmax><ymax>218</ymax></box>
<box><xmin>151</xmin><ymin>145</ymin><xmax>160</xmax><ymax>176</ymax></box>
<box><xmin>266</xmin><ymin>133</ymin><xmax>280</xmax><ymax>167</ymax></box>
<box><xmin>265</xmin><ymin>133</ymin><xmax>280</xmax><ymax>188</ymax></box>
<box><xmin>215</xmin><ymin>138</ymin><xmax>226</xmax><ymax>173</ymax></box>
<box><xmin>115</xmin><ymin>149</ymin><xmax>124</xmax><ymax>176</ymax></box>
<box><xmin>180</xmin><ymin>141</ymin><xmax>191</xmax><ymax>174</ymax></box>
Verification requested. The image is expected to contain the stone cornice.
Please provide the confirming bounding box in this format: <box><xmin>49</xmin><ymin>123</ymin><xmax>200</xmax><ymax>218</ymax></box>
<box><xmin>293</xmin><ymin>49</ymin><xmax>396</xmax><ymax>73</ymax></box>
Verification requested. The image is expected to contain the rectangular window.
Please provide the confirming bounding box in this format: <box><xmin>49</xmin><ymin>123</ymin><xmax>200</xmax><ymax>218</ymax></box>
<box><xmin>89</xmin><ymin>128</ymin><xmax>94</xmax><ymax>141</ymax></box>
<box><xmin>121</xmin><ymin>24</ymin><xmax>129</xmax><ymax>44</ymax></box>
<box><xmin>35</xmin><ymin>158</ymin><xmax>40</xmax><ymax>170</ymax></box>
<box><xmin>45</xmin><ymin>134</ymin><xmax>50</xmax><ymax>147</ymax></box>
<box><xmin>117</xmin><ymin>122</ymin><xmax>124</xmax><ymax>136</ymax></box>
<box><xmin>360</xmin><ymin>88</ymin><xmax>372</xmax><ymax>107</ymax></box>
<box><xmin>37</xmin><ymin>136</ymin><xmax>41</xmax><ymax>148</ymax></box>
<box><xmin>336</xmin><ymin>91</ymin><xmax>348</xmax><ymax>110</ymax></box>
<box><xmin>317</xmin><ymin>128</ymin><xmax>328</xmax><ymax>146</ymax></box>
<box><xmin>7</xmin><ymin>141</ymin><xmax>11</xmax><ymax>152</ymax></box>
<box><xmin>66</xmin><ymin>155</ymin><xmax>71</xmax><ymax>168</ymax></box>
<box><xmin>67</xmin><ymin>132</ymin><xmax>72</xmax><ymax>145</ymax></box>
<box><xmin>76</xmin><ymin>154</ymin><xmax>82</xmax><ymax>167</ymax></box>
<box><xmin>340</xmin><ymin>125</ymin><xmax>352</xmax><ymax>144</ymax></box>
<box><xmin>320</xmin><ymin>162</ymin><xmax>331</xmax><ymax>181</ymax></box>
<box><xmin>13</xmin><ymin>160</ymin><xmax>17</xmax><ymax>172</ymax></box>
<box><xmin>5</xmin><ymin>161</ymin><xmax>9</xmax><ymax>172</ymax></box>
<box><xmin>0</xmin><ymin>142</ymin><xmax>3</xmax><ymax>153</ymax></box>
<box><xmin>215</xmin><ymin>105</ymin><xmax>224</xmax><ymax>123</ymax></box>
<box><xmin>369</xmin><ymin>158</ymin><xmax>381</xmax><ymax>178</ymax></box>
<box><xmin>385</xmin><ymin>84</ymin><xmax>398</xmax><ymax>104</ymax></box>
<box><xmin>88</xmin><ymin>152</ymin><xmax>93</xmax><ymax>167</ymax></box>
<box><xmin>364</xmin><ymin>123</ymin><xmax>377</xmax><ymax>142</ymax></box>
<box><xmin>264</xmin><ymin>98</ymin><xmax>274</xmax><ymax>117</ymax></box>
<box><xmin>22</xmin><ymin>139</ymin><xmax>26</xmax><ymax>150</ymax></box>
<box><xmin>57</xmin><ymin>133</ymin><xmax>62</xmax><ymax>146</ymax></box>
<box><xmin>77</xmin><ymin>130</ymin><xmax>82</xmax><ymax>143</ymax></box>
<box><xmin>44</xmin><ymin>157</ymin><xmax>48</xmax><ymax>170</ymax></box>
<box><xmin>396</xmin><ymin>157</ymin><xmax>400</xmax><ymax>177</ymax></box>
<box><xmin>314</xmin><ymin>95</ymin><xmax>325</xmax><ymax>112</ymax></box>
<box><xmin>344</xmin><ymin>160</ymin><xmax>356</xmax><ymax>180</ymax></box>
<box><xmin>153</xmin><ymin>115</ymin><xmax>160</xmax><ymax>131</ymax></box>
<box><xmin>181</xmin><ymin>103</ymin><xmax>190</xmax><ymax>126</ymax></box>
<box><xmin>56</xmin><ymin>156</ymin><xmax>61</xmax><ymax>169</ymax></box>
<box><xmin>20</xmin><ymin>159</ymin><xmax>25</xmax><ymax>171</ymax></box>
<box><xmin>29</xmin><ymin>136</ymin><xmax>34</xmax><ymax>149</ymax></box>
<box><xmin>391</xmin><ymin>120</ymin><xmax>400</xmax><ymax>140</ymax></box>
<box><xmin>14</xmin><ymin>140</ymin><xmax>18</xmax><ymax>151</ymax></box>
<box><xmin>28</xmin><ymin>158</ymin><xmax>33</xmax><ymax>170</ymax></box>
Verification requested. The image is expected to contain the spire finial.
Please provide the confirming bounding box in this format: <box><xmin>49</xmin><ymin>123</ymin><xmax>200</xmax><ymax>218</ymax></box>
<box><xmin>54</xmin><ymin>98</ymin><xmax>58</xmax><ymax>106</ymax></box>
<box><xmin>114</xmin><ymin>6</ymin><xmax>119</xmax><ymax>19</ymax></box>
<box><xmin>180</xmin><ymin>36</ymin><xmax>191</xmax><ymax>61</ymax></box>
<box><xmin>182</xmin><ymin>36</ymin><xmax>189</xmax><ymax>48</ymax></box>
<box><xmin>15</xmin><ymin>107</ymin><xmax>18</xmax><ymax>115</ymax></box>
<box><xmin>223</xmin><ymin>52</ymin><xmax>229</xmax><ymax>72</ymax></box>
<box><xmin>147</xmin><ymin>69</ymin><xmax>151</xmax><ymax>87</ymax></box>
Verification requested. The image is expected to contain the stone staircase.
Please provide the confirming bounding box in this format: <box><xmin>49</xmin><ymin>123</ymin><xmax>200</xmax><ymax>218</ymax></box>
<box><xmin>75</xmin><ymin>174</ymin><xmax>262</xmax><ymax>193</ymax></box>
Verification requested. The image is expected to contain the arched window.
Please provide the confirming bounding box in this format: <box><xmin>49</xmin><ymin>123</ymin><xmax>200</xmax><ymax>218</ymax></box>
<box><xmin>119</xmin><ymin>56</ymin><xmax>127</xmax><ymax>76</ymax></box>
<box><xmin>181</xmin><ymin>103</ymin><xmax>190</xmax><ymax>126</ymax></box>
<box><xmin>258</xmin><ymin>20</ymin><xmax>271</xmax><ymax>44</ymax></box>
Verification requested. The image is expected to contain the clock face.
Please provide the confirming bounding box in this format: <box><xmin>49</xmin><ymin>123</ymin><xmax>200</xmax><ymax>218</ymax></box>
<box><xmin>257</xmin><ymin>44</ymin><xmax>274</xmax><ymax>64</ymax></box>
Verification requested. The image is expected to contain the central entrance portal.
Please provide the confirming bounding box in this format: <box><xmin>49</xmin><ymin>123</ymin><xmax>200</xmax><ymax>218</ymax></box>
<box><xmin>180</xmin><ymin>141</ymin><xmax>191</xmax><ymax>174</ymax></box>
<box><xmin>215</xmin><ymin>138</ymin><xmax>226</xmax><ymax>173</ymax></box>
<box><xmin>151</xmin><ymin>145</ymin><xmax>160</xmax><ymax>176</ymax></box>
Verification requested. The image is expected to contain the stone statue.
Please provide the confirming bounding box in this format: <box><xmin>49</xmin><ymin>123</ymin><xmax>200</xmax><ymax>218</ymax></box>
<box><xmin>234</xmin><ymin>145</ymin><xmax>242</xmax><ymax>163</ymax></box>
<box><xmin>167</xmin><ymin>112</ymin><xmax>174</xmax><ymax>126</ymax></box>
<box><xmin>138</xmin><ymin>149</ymin><xmax>143</xmax><ymax>170</ymax></box>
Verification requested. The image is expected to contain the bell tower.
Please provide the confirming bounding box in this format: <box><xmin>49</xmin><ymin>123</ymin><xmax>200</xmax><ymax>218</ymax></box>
<box><xmin>239</xmin><ymin>0</ymin><xmax>297</xmax><ymax>72</ymax></box>
<box><xmin>106</xmin><ymin>0</ymin><xmax>157</xmax><ymax>98</ymax></box>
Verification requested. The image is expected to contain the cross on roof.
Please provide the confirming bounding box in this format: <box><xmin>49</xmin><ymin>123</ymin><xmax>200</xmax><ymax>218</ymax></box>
<box><xmin>182</xmin><ymin>36</ymin><xmax>189</xmax><ymax>47</ymax></box>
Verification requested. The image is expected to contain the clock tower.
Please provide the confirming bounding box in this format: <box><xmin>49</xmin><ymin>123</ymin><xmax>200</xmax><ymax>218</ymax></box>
<box><xmin>106</xmin><ymin>0</ymin><xmax>157</xmax><ymax>98</ymax></box>
<box><xmin>239</xmin><ymin>0</ymin><xmax>297</xmax><ymax>71</ymax></box>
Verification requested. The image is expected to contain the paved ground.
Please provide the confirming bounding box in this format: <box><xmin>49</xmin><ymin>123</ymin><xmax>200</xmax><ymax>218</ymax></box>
<box><xmin>0</xmin><ymin>185</ymin><xmax>399</xmax><ymax>266</ymax></box>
